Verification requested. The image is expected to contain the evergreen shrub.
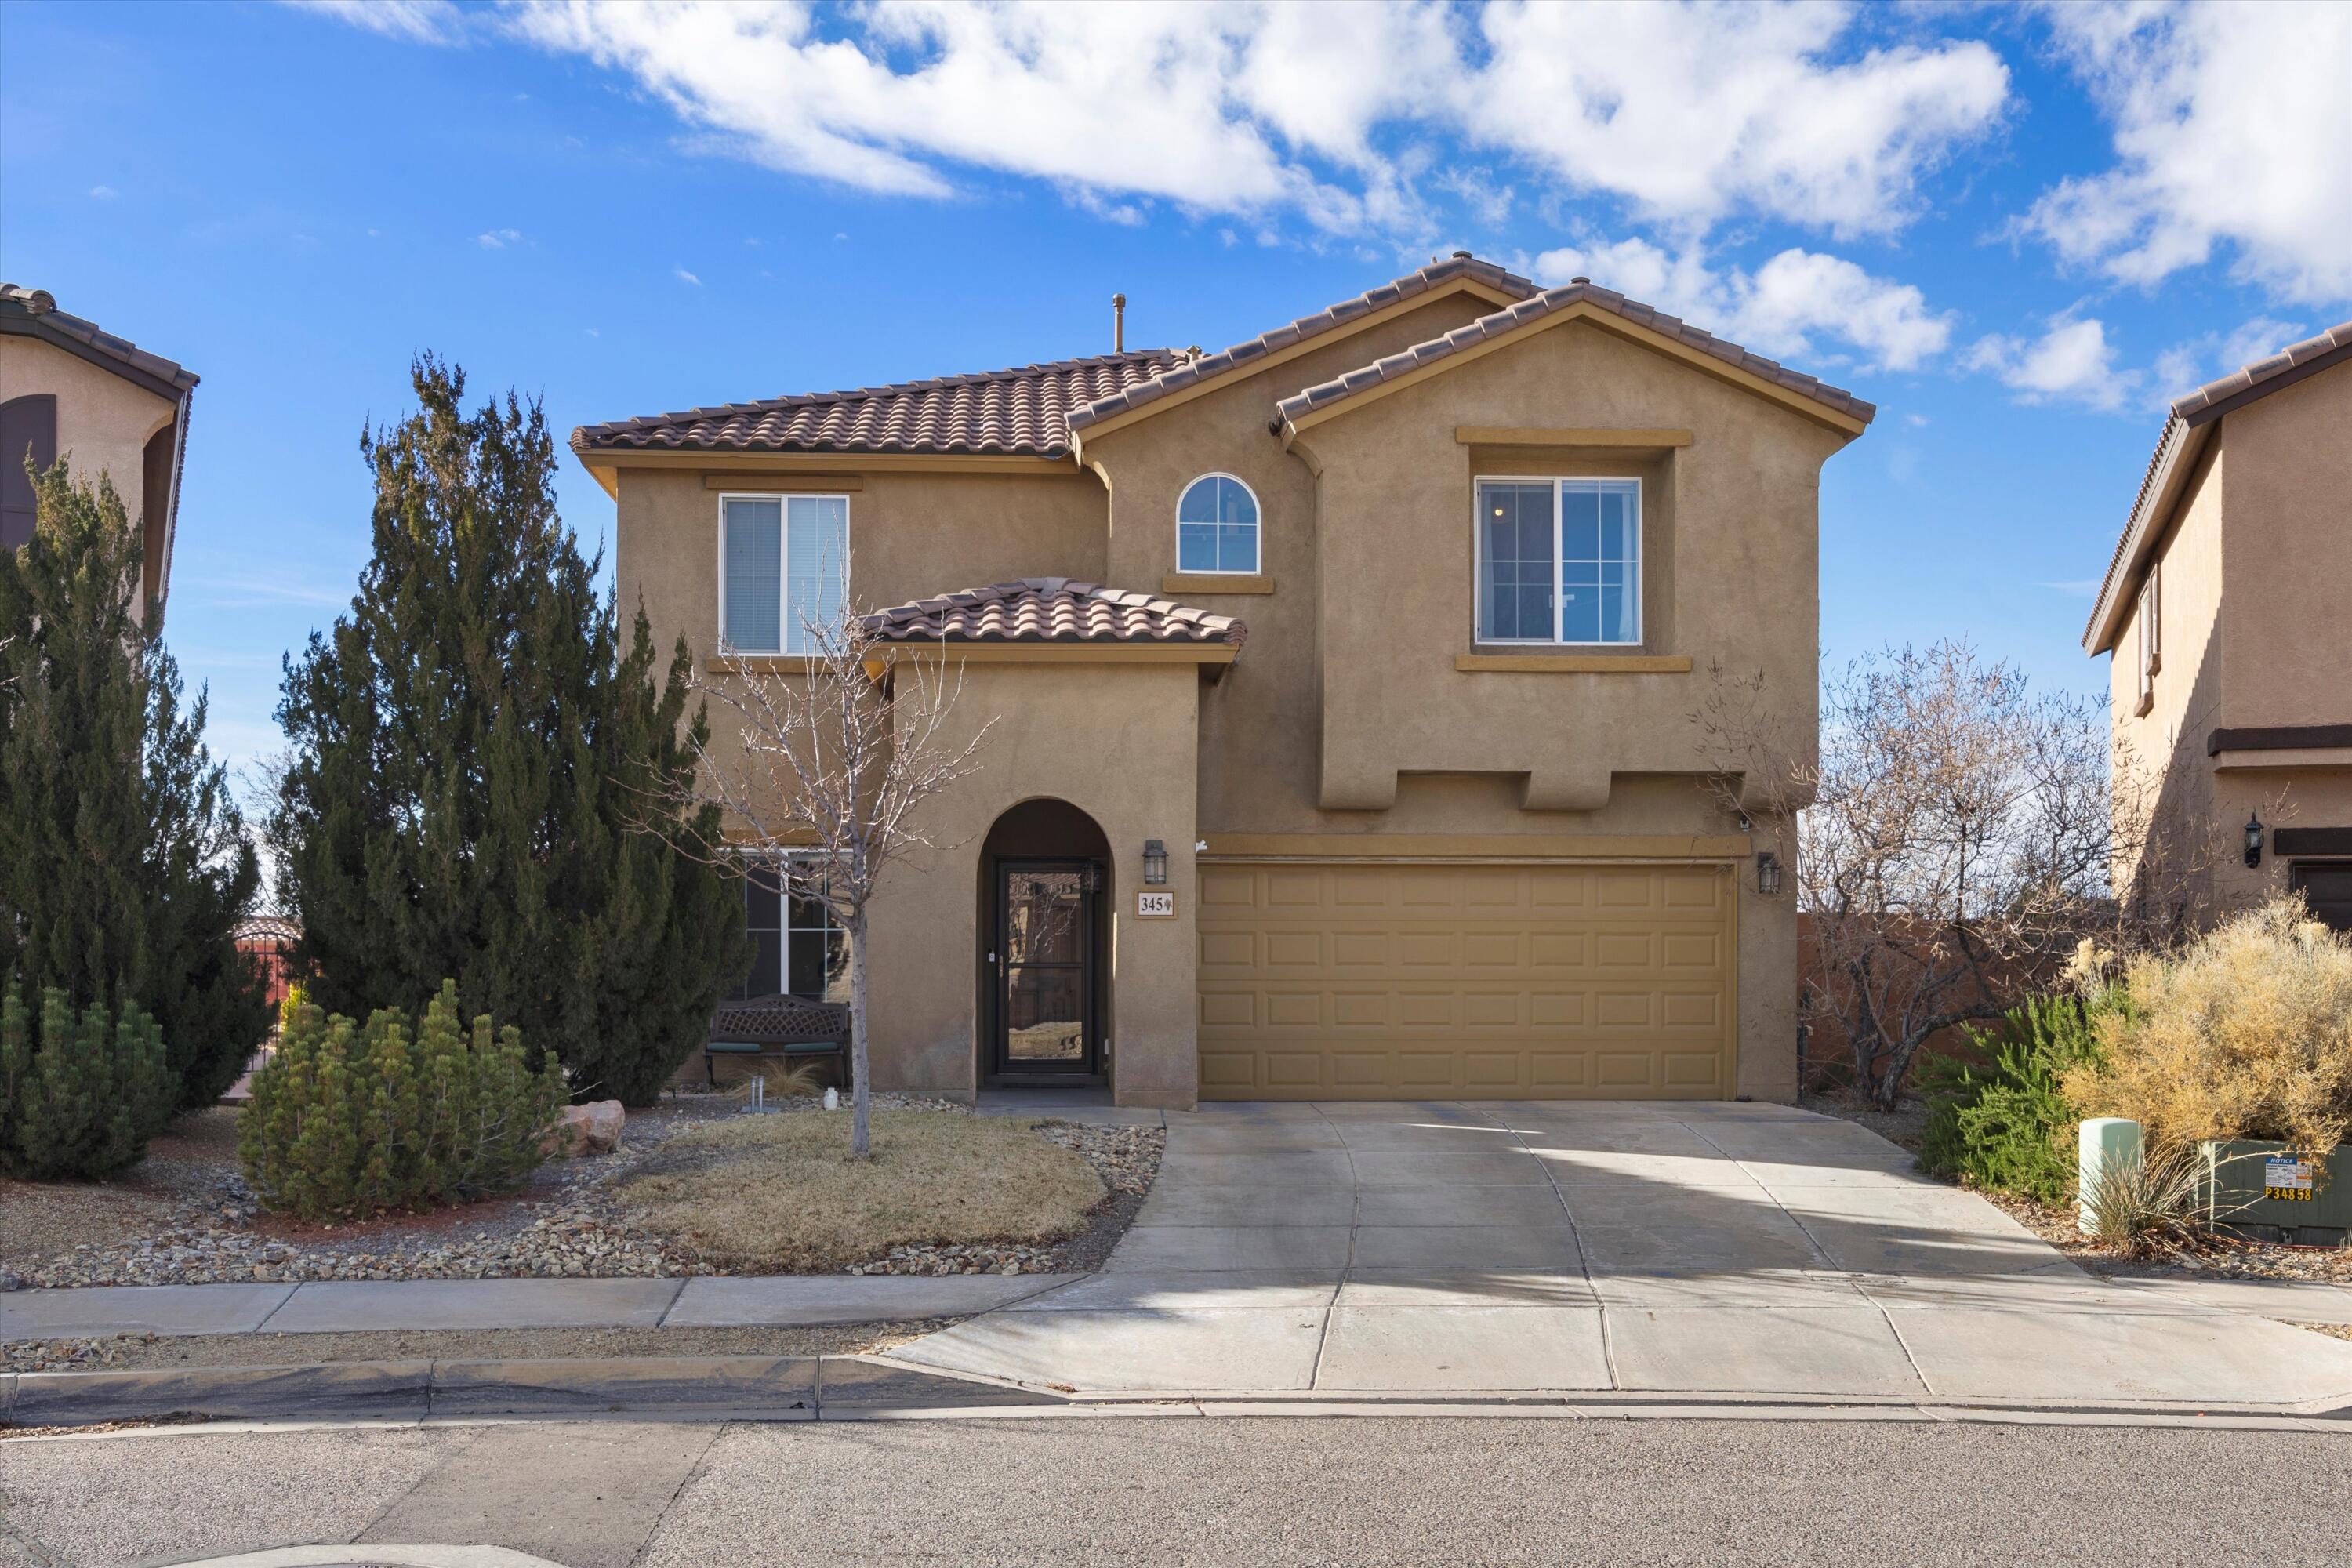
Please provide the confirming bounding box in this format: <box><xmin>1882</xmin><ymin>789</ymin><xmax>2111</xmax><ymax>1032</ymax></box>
<box><xmin>0</xmin><ymin>982</ymin><xmax>176</xmax><ymax>1180</ymax></box>
<box><xmin>238</xmin><ymin>980</ymin><xmax>568</xmax><ymax>1221</ymax></box>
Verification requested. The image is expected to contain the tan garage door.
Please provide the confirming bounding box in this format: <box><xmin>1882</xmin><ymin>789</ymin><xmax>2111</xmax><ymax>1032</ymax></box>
<box><xmin>1196</xmin><ymin>861</ymin><xmax>1734</xmax><ymax>1101</ymax></box>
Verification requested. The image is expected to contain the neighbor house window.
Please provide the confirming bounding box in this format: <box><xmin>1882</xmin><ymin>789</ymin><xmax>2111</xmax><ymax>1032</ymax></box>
<box><xmin>1177</xmin><ymin>474</ymin><xmax>1259</xmax><ymax>573</ymax></box>
<box><xmin>720</xmin><ymin>494</ymin><xmax>848</xmax><ymax>654</ymax></box>
<box><xmin>1475</xmin><ymin>477</ymin><xmax>1641</xmax><ymax>645</ymax></box>
<box><xmin>735</xmin><ymin>856</ymin><xmax>847</xmax><ymax>1002</ymax></box>
<box><xmin>2135</xmin><ymin>563</ymin><xmax>2161</xmax><ymax>711</ymax></box>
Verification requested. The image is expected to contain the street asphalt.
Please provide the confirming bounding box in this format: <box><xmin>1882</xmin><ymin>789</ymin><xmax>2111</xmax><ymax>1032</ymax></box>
<box><xmin>1</xmin><ymin>1416</ymin><xmax>2344</xmax><ymax>1566</ymax></box>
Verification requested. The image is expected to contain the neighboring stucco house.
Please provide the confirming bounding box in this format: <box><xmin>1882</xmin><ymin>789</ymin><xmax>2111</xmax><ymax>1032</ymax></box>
<box><xmin>0</xmin><ymin>285</ymin><xmax>197</xmax><ymax>626</ymax></box>
<box><xmin>575</xmin><ymin>255</ymin><xmax>1874</xmax><ymax>1109</ymax></box>
<box><xmin>2085</xmin><ymin>320</ymin><xmax>2352</xmax><ymax>933</ymax></box>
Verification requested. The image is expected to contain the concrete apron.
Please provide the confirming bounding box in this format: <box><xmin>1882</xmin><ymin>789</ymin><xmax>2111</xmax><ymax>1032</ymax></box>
<box><xmin>884</xmin><ymin>1100</ymin><xmax>2352</xmax><ymax>1412</ymax></box>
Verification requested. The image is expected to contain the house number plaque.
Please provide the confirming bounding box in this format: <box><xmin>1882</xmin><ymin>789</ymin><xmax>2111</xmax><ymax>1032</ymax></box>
<box><xmin>1137</xmin><ymin>891</ymin><xmax>1177</xmax><ymax>918</ymax></box>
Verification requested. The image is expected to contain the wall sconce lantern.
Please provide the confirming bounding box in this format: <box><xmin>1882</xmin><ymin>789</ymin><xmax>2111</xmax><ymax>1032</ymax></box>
<box><xmin>2244</xmin><ymin>813</ymin><xmax>2266</xmax><ymax>869</ymax></box>
<box><xmin>1755</xmin><ymin>851</ymin><xmax>1782</xmax><ymax>897</ymax></box>
<box><xmin>1142</xmin><ymin>839</ymin><xmax>1169</xmax><ymax>887</ymax></box>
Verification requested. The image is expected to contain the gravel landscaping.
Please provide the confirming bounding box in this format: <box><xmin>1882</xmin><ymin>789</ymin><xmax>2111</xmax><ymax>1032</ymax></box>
<box><xmin>0</xmin><ymin>1094</ymin><xmax>1163</xmax><ymax>1291</ymax></box>
<box><xmin>2</xmin><ymin>1319</ymin><xmax>949</xmax><ymax>1375</ymax></box>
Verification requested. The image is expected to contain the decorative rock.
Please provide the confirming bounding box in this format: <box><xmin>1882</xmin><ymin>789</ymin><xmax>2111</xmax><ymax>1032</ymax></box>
<box><xmin>554</xmin><ymin>1099</ymin><xmax>627</xmax><ymax>1158</ymax></box>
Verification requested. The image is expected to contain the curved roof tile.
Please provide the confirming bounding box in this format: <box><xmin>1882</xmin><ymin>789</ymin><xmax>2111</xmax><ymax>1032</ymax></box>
<box><xmin>862</xmin><ymin>578</ymin><xmax>1246</xmax><ymax>647</ymax></box>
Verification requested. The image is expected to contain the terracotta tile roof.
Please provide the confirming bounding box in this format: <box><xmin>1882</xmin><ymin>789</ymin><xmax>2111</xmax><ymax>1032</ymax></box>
<box><xmin>1271</xmin><ymin>279</ymin><xmax>1876</xmax><ymax>434</ymax></box>
<box><xmin>571</xmin><ymin>350</ymin><xmax>1182</xmax><ymax>459</ymax></box>
<box><xmin>862</xmin><ymin>578</ymin><xmax>1247</xmax><ymax>647</ymax></box>
<box><xmin>2082</xmin><ymin>317</ymin><xmax>2352</xmax><ymax>651</ymax></box>
<box><xmin>0</xmin><ymin>283</ymin><xmax>200</xmax><ymax>399</ymax></box>
<box><xmin>1064</xmin><ymin>253</ymin><xmax>1539</xmax><ymax>434</ymax></box>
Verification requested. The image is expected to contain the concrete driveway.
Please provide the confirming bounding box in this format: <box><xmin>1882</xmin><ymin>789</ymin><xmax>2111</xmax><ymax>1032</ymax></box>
<box><xmin>889</xmin><ymin>1100</ymin><xmax>2352</xmax><ymax>1408</ymax></box>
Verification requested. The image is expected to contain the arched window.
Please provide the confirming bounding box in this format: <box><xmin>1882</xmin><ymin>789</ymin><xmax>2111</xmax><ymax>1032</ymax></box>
<box><xmin>1176</xmin><ymin>473</ymin><xmax>1259</xmax><ymax>574</ymax></box>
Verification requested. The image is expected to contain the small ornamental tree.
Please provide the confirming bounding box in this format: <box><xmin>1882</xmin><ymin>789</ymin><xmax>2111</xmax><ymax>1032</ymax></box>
<box><xmin>1</xmin><ymin>983</ymin><xmax>176</xmax><ymax>1181</ymax></box>
<box><xmin>0</xmin><ymin>459</ymin><xmax>268</xmax><ymax>1108</ymax></box>
<box><xmin>238</xmin><ymin>980</ymin><xmax>568</xmax><ymax>1221</ymax></box>
<box><xmin>268</xmin><ymin>358</ymin><xmax>744</xmax><ymax>1105</ymax></box>
<box><xmin>665</xmin><ymin>597</ymin><xmax>993</xmax><ymax>1159</ymax></box>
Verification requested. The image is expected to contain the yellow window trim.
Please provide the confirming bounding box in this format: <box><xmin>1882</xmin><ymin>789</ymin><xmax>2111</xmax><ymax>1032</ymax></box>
<box><xmin>1163</xmin><ymin>572</ymin><xmax>1276</xmax><ymax>596</ymax></box>
<box><xmin>1456</xmin><ymin>653</ymin><xmax>1692</xmax><ymax>673</ymax></box>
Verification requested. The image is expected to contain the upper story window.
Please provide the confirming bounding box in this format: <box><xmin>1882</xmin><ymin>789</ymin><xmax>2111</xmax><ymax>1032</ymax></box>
<box><xmin>720</xmin><ymin>493</ymin><xmax>848</xmax><ymax>655</ymax></box>
<box><xmin>0</xmin><ymin>394</ymin><xmax>59</xmax><ymax>552</ymax></box>
<box><xmin>1177</xmin><ymin>474</ymin><xmax>1260</xmax><ymax>574</ymax></box>
<box><xmin>1476</xmin><ymin>477</ymin><xmax>1641</xmax><ymax>645</ymax></box>
<box><xmin>2134</xmin><ymin>562</ymin><xmax>2161</xmax><ymax>712</ymax></box>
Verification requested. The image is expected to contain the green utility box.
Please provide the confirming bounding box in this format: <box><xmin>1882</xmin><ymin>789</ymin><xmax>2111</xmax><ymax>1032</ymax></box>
<box><xmin>2201</xmin><ymin>1139</ymin><xmax>2352</xmax><ymax>1243</ymax></box>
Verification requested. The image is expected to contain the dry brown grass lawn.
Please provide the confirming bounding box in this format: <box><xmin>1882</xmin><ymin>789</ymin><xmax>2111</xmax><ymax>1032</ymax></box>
<box><xmin>610</xmin><ymin>1110</ymin><xmax>1105</xmax><ymax>1272</ymax></box>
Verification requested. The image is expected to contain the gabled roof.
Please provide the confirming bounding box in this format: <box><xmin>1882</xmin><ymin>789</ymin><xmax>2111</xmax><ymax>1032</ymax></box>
<box><xmin>1063</xmin><ymin>252</ymin><xmax>1537</xmax><ymax>437</ymax></box>
<box><xmin>862</xmin><ymin>577</ymin><xmax>1247</xmax><ymax>647</ymax></box>
<box><xmin>572</xmin><ymin>350</ymin><xmax>1181</xmax><ymax>459</ymax></box>
<box><xmin>0</xmin><ymin>284</ymin><xmax>200</xmax><ymax>401</ymax></box>
<box><xmin>2082</xmin><ymin>318</ymin><xmax>2352</xmax><ymax>654</ymax></box>
<box><xmin>1271</xmin><ymin>280</ymin><xmax>1875</xmax><ymax>439</ymax></box>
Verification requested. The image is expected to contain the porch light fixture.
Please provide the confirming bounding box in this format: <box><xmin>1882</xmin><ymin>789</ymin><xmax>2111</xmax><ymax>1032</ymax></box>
<box><xmin>2245</xmin><ymin>813</ymin><xmax>2265</xmax><ymax>869</ymax></box>
<box><xmin>1755</xmin><ymin>851</ymin><xmax>1783</xmax><ymax>897</ymax></box>
<box><xmin>1142</xmin><ymin>839</ymin><xmax>1169</xmax><ymax>887</ymax></box>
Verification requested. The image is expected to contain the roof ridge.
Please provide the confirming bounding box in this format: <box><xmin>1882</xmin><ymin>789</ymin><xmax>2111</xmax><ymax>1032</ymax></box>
<box><xmin>1269</xmin><ymin>279</ymin><xmax>1875</xmax><ymax>430</ymax></box>
<box><xmin>2168</xmin><ymin>318</ymin><xmax>2352</xmax><ymax>420</ymax></box>
<box><xmin>0</xmin><ymin>282</ymin><xmax>200</xmax><ymax>394</ymax></box>
<box><xmin>1064</xmin><ymin>253</ymin><xmax>1540</xmax><ymax>435</ymax></box>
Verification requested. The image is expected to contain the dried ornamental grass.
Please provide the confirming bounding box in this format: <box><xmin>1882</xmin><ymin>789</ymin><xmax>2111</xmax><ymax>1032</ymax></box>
<box><xmin>612</xmin><ymin>1109</ymin><xmax>1105</xmax><ymax>1272</ymax></box>
<box><xmin>2066</xmin><ymin>899</ymin><xmax>2352</xmax><ymax>1160</ymax></box>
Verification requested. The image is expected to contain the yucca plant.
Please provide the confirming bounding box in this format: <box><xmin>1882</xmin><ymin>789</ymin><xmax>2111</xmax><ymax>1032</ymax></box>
<box><xmin>2078</xmin><ymin>1142</ymin><xmax>2207</xmax><ymax>1257</ymax></box>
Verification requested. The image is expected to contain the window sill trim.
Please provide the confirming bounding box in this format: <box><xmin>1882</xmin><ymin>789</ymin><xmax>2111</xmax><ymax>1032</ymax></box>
<box><xmin>1455</xmin><ymin>652</ymin><xmax>1692</xmax><ymax>673</ymax></box>
<box><xmin>1163</xmin><ymin>572</ymin><xmax>1275</xmax><ymax>596</ymax></box>
<box><xmin>708</xmin><ymin>654</ymin><xmax>822</xmax><ymax>673</ymax></box>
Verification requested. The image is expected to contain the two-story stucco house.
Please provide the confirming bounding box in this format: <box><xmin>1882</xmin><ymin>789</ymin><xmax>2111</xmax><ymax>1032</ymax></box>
<box><xmin>0</xmin><ymin>285</ymin><xmax>197</xmax><ymax>626</ymax></box>
<box><xmin>574</xmin><ymin>256</ymin><xmax>1873</xmax><ymax>1109</ymax></box>
<box><xmin>2085</xmin><ymin>320</ymin><xmax>2352</xmax><ymax>935</ymax></box>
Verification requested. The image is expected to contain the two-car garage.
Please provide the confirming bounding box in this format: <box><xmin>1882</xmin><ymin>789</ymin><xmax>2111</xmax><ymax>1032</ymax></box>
<box><xmin>1194</xmin><ymin>859</ymin><xmax>1735</xmax><ymax>1101</ymax></box>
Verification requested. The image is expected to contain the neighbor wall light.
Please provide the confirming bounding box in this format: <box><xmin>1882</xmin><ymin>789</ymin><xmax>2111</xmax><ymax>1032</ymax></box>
<box><xmin>1756</xmin><ymin>851</ymin><xmax>1782</xmax><ymax>896</ymax></box>
<box><xmin>2245</xmin><ymin>813</ymin><xmax>2266</xmax><ymax>869</ymax></box>
<box><xmin>1143</xmin><ymin>839</ymin><xmax>1169</xmax><ymax>887</ymax></box>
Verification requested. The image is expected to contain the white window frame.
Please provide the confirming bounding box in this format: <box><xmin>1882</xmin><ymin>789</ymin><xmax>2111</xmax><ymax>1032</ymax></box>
<box><xmin>1471</xmin><ymin>475</ymin><xmax>1644</xmax><ymax>647</ymax></box>
<box><xmin>2135</xmin><ymin>562</ymin><xmax>2161</xmax><ymax>710</ymax></box>
<box><xmin>1174</xmin><ymin>471</ymin><xmax>1262</xmax><ymax>575</ymax></box>
<box><xmin>734</xmin><ymin>848</ymin><xmax>846</xmax><ymax>1001</ymax></box>
<box><xmin>716</xmin><ymin>492</ymin><xmax>851</xmax><ymax>655</ymax></box>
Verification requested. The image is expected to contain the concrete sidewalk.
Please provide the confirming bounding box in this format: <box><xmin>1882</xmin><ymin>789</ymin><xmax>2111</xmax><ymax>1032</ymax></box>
<box><xmin>0</xmin><ymin>1273</ymin><xmax>1080</xmax><ymax>1339</ymax></box>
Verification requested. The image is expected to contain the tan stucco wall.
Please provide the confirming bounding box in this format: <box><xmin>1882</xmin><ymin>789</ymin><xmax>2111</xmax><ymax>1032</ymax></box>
<box><xmin>2106</xmin><ymin>359</ymin><xmax>2352</xmax><ymax>920</ymax></box>
<box><xmin>864</xmin><ymin>660</ymin><xmax>1203</xmax><ymax>1109</ymax></box>
<box><xmin>613</xmin><ymin>466</ymin><xmax>1108</xmax><ymax>663</ymax></box>
<box><xmin>0</xmin><ymin>335</ymin><xmax>178</xmax><ymax>615</ymax></box>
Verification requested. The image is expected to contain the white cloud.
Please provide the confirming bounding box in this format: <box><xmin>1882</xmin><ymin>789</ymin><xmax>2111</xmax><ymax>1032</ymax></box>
<box><xmin>293</xmin><ymin>0</ymin><xmax>463</xmax><ymax>44</ymax></box>
<box><xmin>476</xmin><ymin>227</ymin><xmax>524</xmax><ymax>249</ymax></box>
<box><xmin>673</xmin><ymin>266</ymin><xmax>702</xmax><ymax>285</ymax></box>
<box><xmin>2029</xmin><ymin>2</ymin><xmax>2352</xmax><ymax>303</ymax></box>
<box><xmin>457</xmin><ymin>0</ymin><xmax>2007</xmax><ymax>242</ymax></box>
<box><xmin>1904</xmin><ymin>412</ymin><xmax>1929</xmax><ymax>426</ymax></box>
<box><xmin>1965</xmin><ymin>314</ymin><xmax>2132</xmax><ymax>410</ymax></box>
<box><xmin>1531</xmin><ymin>238</ymin><xmax>1954</xmax><ymax>372</ymax></box>
<box><xmin>89</xmin><ymin>184</ymin><xmax>118</xmax><ymax>200</ymax></box>
<box><xmin>2151</xmin><ymin>315</ymin><xmax>2307</xmax><ymax>404</ymax></box>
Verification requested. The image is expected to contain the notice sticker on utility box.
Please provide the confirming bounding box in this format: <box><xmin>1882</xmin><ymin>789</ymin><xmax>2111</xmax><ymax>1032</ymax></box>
<box><xmin>1137</xmin><ymin>891</ymin><xmax>1177</xmax><ymax>919</ymax></box>
<box><xmin>2265</xmin><ymin>1156</ymin><xmax>2314</xmax><ymax>1200</ymax></box>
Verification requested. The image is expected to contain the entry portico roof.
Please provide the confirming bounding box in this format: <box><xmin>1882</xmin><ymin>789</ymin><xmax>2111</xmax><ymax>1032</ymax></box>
<box><xmin>862</xmin><ymin>577</ymin><xmax>1247</xmax><ymax>648</ymax></box>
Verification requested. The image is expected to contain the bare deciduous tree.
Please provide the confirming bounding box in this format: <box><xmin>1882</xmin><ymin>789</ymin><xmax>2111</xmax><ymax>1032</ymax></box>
<box><xmin>667</xmin><ymin>604</ymin><xmax>993</xmax><ymax>1158</ymax></box>
<box><xmin>1695</xmin><ymin>642</ymin><xmax>2122</xmax><ymax>1106</ymax></box>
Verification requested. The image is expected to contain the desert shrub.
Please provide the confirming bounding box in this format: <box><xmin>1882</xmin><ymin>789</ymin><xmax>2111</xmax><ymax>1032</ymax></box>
<box><xmin>2066</xmin><ymin>898</ymin><xmax>2352</xmax><ymax>1161</ymax></box>
<box><xmin>0</xmin><ymin>982</ymin><xmax>176</xmax><ymax>1180</ymax></box>
<box><xmin>2078</xmin><ymin>1142</ymin><xmax>2205</xmax><ymax>1258</ymax></box>
<box><xmin>1918</xmin><ymin>989</ymin><xmax>2118</xmax><ymax>1201</ymax></box>
<box><xmin>238</xmin><ymin>979</ymin><xmax>568</xmax><ymax>1221</ymax></box>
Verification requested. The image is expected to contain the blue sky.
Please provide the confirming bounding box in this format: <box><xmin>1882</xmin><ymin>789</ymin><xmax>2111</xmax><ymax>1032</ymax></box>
<box><xmin>3</xmin><ymin>0</ymin><xmax>2347</xmax><ymax>791</ymax></box>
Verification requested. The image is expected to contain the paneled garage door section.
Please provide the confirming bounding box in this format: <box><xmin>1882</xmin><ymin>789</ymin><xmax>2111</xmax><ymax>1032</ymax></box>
<box><xmin>1196</xmin><ymin>862</ymin><xmax>1733</xmax><ymax>1100</ymax></box>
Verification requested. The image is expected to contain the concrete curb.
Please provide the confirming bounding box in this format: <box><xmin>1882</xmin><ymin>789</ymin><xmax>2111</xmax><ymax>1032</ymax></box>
<box><xmin>6</xmin><ymin>1354</ymin><xmax>2347</xmax><ymax>1433</ymax></box>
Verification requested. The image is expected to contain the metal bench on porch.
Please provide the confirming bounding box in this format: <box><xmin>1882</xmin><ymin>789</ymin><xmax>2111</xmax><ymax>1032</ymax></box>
<box><xmin>705</xmin><ymin>994</ymin><xmax>851</xmax><ymax>1088</ymax></box>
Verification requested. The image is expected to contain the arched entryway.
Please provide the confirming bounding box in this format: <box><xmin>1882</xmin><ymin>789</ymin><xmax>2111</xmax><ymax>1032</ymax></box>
<box><xmin>977</xmin><ymin>799</ymin><xmax>1114</xmax><ymax>1087</ymax></box>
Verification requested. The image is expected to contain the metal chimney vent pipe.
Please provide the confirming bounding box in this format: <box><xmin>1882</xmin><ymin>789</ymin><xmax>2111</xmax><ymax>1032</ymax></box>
<box><xmin>1113</xmin><ymin>292</ymin><xmax>1127</xmax><ymax>354</ymax></box>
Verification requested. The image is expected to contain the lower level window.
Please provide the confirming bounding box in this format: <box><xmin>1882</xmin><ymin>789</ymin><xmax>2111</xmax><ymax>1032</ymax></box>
<box><xmin>735</xmin><ymin>856</ymin><xmax>848</xmax><ymax>1001</ymax></box>
<box><xmin>1476</xmin><ymin>477</ymin><xmax>1641</xmax><ymax>645</ymax></box>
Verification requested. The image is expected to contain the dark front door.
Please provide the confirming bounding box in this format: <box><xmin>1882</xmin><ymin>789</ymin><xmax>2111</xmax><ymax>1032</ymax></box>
<box><xmin>2292</xmin><ymin>862</ymin><xmax>2352</xmax><ymax>933</ymax></box>
<box><xmin>994</xmin><ymin>859</ymin><xmax>1098</xmax><ymax>1076</ymax></box>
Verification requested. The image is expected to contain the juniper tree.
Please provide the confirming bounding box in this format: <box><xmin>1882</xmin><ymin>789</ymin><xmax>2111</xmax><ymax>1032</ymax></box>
<box><xmin>269</xmin><ymin>356</ymin><xmax>742</xmax><ymax>1105</ymax></box>
<box><xmin>0</xmin><ymin>459</ymin><xmax>267</xmax><ymax>1108</ymax></box>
